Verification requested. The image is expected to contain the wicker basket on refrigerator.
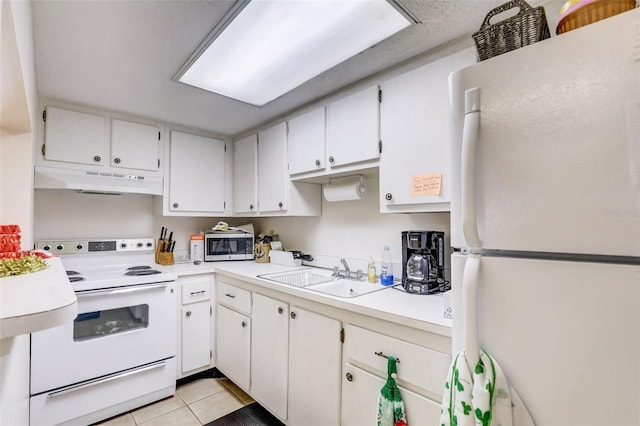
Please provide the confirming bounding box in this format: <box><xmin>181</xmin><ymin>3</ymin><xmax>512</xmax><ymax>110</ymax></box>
<box><xmin>473</xmin><ymin>0</ymin><xmax>551</xmax><ymax>61</ymax></box>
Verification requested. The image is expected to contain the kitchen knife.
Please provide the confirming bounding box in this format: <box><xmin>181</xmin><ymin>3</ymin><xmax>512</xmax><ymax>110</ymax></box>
<box><xmin>169</xmin><ymin>241</ymin><xmax>176</xmax><ymax>253</ymax></box>
<box><xmin>159</xmin><ymin>226</ymin><xmax>165</xmax><ymax>241</ymax></box>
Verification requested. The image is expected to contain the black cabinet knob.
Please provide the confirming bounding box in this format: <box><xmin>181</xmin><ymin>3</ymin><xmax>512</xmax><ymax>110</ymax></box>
<box><xmin>315</xmin><ymin>159</ymin><xmax>321</xmax><ymax>166</ymax></box>
<box><xmin>290</xmin><ymin>312</ymin><xmax>296</xmax><ymax>319</ymax></box>
<box><xmin>113</xmin><ymin>157</ymin><xmax>121</xmax><ymax>164</ymax></box>
<box><xmin>93</xmin><ymin>155</ymin><xmax>101</xmax><ymax>162</ymax></box>
<box><xmin>249</xmin><ymin>204</ymin><xmax>254</xmax><ymax>210</ymax></box>
<box><xmin>186</xmin><ymin>311</ymin><xmax>191</xmax><ymax>317</ymax></box>
<box><xmin>385</xmin><ymin>193</ymin><xmax>392</xmax><ymax>201</ymax></box>
<box><xmin>328</xmin><ymin>156</ymin><xmax>335</xmax><ymax>164</ymax></box>
<box><xmin>172</xmin><ymin>202</ymin><xmax>179</xmax><ymax>208</ymax></box>
<box><xmin>278</xmin><ymin>307</ymin><xmax>283</xmax><ymax>314</ymax></box>
<box><xmin>346</xmin><ymin>372</ymin><xmax>353</xmax><ymax>382</ymax></box>
<box><xmin>278</xmin><ymin>201</ymin><xmax>283</xmax><ymax>208</ymax></box>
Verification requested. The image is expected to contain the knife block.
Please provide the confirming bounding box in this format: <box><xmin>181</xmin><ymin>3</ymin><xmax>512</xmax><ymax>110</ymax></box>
<box><xmin>155</xmin><ymin>239</ymin><xmax>174</xmax><ymax>266</ymax></box>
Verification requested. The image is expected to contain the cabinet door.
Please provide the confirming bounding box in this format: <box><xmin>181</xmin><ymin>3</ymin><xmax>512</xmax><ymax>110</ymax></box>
<box><xmin>111</xmin><ymin>119</ymin><xmax>160</xmax><ymax>171</ymax></box>
<box><xmin>251</xmin><ymin>294</ymin><xmax>289</xmax><ymax>420</ymax></box>
<box><xmin>169</xmin><ymin>131</ymin><xmax>226</xmax><ymax>213</ymax></box>
<box><xmin>288</xmin><ymin>307</ymin><xmax>341</xmax><ymax>426</ymax></box>
<box><xmin>233</xmin><ymin>134</ymin><xmax>258</xmax><ymax>214</ymax></box>
<box><xmin>325</xmin><ymin>85</ymin><xmax>380</xmax><ymax>168</ymax></box>
<box><xmin>181</xmin><ymin>302</ymin><xmax>211</xmax><ymax>374</ymax></box>
<box><xmin>287</xmin><ymin>107</ymin><xmax>325</xmax><ymax>175</ymax></box>
<box><xmin>257</xmin><ymin>123</ymin><xmax>288</xmax><ymax>212</ymax></box>
<box><xmin>379</xmin><ymin>48</ymin><xmax>476</xmax><ymax>212</ymax></box>
<box><xmin>216</xmin><ymin>305</ymin><xmax>250</xmax><ymax>390</ymax></box>
<box><xmin>342</xmin><ymin>364</ymin><xmax>441</xmax><ymax>426</ymax></box>
<box><xmin>44</xmin><ymin>106</ymin><xmax>106</xmax><ymax>166</ymax></box>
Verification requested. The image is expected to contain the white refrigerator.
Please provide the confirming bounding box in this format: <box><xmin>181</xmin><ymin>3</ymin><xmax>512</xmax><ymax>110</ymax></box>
<box><xmin>449</xmin><ymin>8</ymin><xmax>640</xmax><ymax>426</ymax></box>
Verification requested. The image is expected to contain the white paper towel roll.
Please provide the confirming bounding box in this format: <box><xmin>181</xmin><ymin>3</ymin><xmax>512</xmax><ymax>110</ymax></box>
<box><xmin>322</xmin><ymin>178</ymin><xmax>366</xmax><ymax>202</ymax></box>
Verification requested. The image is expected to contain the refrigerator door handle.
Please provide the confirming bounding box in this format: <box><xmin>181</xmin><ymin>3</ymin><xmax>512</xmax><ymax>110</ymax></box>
<box><xmin>463</xmin><ymin>253</ymin><xmax>481</xmax><ymax>369</ymax></box>
<box><xmin>462</xmin><ymin>87</ymin><xmax>482</xmax><ymax>251</ymax></box>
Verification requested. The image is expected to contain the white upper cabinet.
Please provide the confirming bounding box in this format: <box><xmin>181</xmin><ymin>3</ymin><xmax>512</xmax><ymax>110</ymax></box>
<box><xmin>233</xmin><ymin>134</ymin><xmax>258</xmax><ymax>215</ymax></box>
<box><xmin>42</xmin><ymin>106</ymin><xmax>162</xmax><ymax>174</ymax></box>
<box><xmin>258</xmin><ymin>123</ymin><xmax>288</xmax><ymax>213</ymax></box>
<box><xmin>43</xmin><ymin>106</ymin><xmax>106</xmax><ymax>166</ymax></box>
<box><xmin>287</xmin><ymin>107</ymin><xmax>326</xmax><ymax>175</ymax></box>
<box><xmin>167</xmin><ymin>131</ymin><xmax>226</xmax><ymax>214</ymax></box>
<box><xmin>110</xmin><ymin>119</ymin><xmax>160</xmax><ymax>172</ymax></box>
<box><xmin>326</xmin><ymin>84</ymin><xmax>380</xmax><ymax>169</ymax></box>
<box><xmin>379</xmin><ymin>48</ymin><xmax>476</xmax><ymax>213</ymax></box>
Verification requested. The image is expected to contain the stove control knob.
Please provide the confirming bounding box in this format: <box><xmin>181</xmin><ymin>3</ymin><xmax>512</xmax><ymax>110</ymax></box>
<box><xmin>42</xmin><ymin>244</ymin><xmax>51</xmax><ymax>252</ymax></box>
<box><xmin>75</xmin><ymin>243</ymin><xmax>84</xmax><ymax>251</ymax></box>
<box><xmin>56</xmin><ymin>244</ymin><xmax>64</xmax><ymax>251</ymax></box>
<box><xmin>146</xmin><ymin>242</ymin><xmax>153</xmax><ymax>248</ymax></box>
<box><xmin>137</xmin><ymin>242</ymin><xmax>143</xmax><ymax>248</ymax></box>
<box><xmin>120</xmin><ymin>243</ymin><xmax>127</xmax><ymax>249</ymax></box>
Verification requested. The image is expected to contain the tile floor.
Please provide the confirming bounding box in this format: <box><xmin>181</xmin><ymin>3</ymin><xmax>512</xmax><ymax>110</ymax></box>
<box><xmin>94</xmin><ymin>377</ymin><xmax>254</xmax><ymax>426</ymax></box>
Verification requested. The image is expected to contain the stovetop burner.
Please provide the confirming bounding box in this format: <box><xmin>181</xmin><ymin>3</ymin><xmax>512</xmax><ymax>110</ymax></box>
<box><xmin>68</xmin><ymin>276</ymin><xmax>85</xmax><ymax>283</ymax></box>
<box><xmin>126</xmin><ymin>265</ymin><xmax>152</xmax><ymax>271</ymax></box>
<box><xmin>66</xmin><ymin>270</ymin><xmax>81</xmax><ymax>276</ymax></box>
<box><xmin>124</xmin><ymin>269</ymin><xmax>161</xmax><ymax>276</ymax></box>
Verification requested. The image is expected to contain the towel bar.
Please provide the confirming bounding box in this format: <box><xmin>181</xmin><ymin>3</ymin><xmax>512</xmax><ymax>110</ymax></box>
<box><xmin>374</xmin><ymin>351</ymin><xmax>400</xmax><ymax>363</ymax></box>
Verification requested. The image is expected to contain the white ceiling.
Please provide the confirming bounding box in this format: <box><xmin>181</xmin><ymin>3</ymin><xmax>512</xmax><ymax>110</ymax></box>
<box><xmin>32</xmin><ymin>0</ymin><xmax>563</xmax><ymax>137</ymax></box>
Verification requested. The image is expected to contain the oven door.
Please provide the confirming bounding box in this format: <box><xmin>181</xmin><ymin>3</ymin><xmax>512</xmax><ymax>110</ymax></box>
<box><xmin>31</xmin><ymin>280</ymin><xmax>176</xmax><ymax>394</ymax></box>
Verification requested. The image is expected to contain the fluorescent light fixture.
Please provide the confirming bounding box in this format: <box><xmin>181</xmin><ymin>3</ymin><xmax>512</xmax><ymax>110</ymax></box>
<box><xmin>176</xmin><ymin>0</ymin><xmax>413</xmax><ymax>106</ymax></box>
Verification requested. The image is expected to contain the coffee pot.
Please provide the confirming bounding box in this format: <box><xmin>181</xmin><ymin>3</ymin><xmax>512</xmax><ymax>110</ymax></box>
<box><xmin>401</xmin><ymin>230</ymin><xmax>447</xmax><ymax>294</ymax></box>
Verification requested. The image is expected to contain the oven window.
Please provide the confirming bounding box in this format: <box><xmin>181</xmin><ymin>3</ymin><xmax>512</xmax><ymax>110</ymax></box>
<box><xmin>73</xmin><ymin>304</ymin><xmax>149</xmax><ymax>341</ymax></box>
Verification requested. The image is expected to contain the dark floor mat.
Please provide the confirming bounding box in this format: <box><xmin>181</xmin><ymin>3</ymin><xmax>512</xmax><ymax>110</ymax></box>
<box><xmin>204</xmin><ymin>402</ymin><xmax>285</xmax><ymax>426</ymax></box>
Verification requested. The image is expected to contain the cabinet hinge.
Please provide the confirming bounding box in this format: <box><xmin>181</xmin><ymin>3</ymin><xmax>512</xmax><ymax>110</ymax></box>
<box><xmin>157</xmin><ymin>159</ymin><xmax>160</xmax><ymax>169</ymax></box>
<box><xmin>340</xmin><ymin>327</ymin><xmax>344</xmax><ymax>343</ymax></box>
<box><xmin>224</xmin><ymin>144</ymin><xmax>227</xmax><ymax>153</ymax></box>
<box><xmin>158</xmin><ymin>131</ymin><xmax>161</xmax><ymax>141</ymax></box>
<box><xmin>224</xmin><ymin>201</ymin><xmax>226</xmax><ymax>209</ymax></box>
<box><xmin>42</xmin><ymin>110</ymin><xmax>46</xmax><ymax>122</ymax></box>
<box><xmin>210</xmin><ymin>350</ymin><xmax>213</xmax><ymax>360</ymax></box>
<box><xmin>41</xmin><ymin>144</ymin><xmax>46</xmax><ymax>157</ymax></box>
<box><xmin>378</xmin><ymin>140</ymin><xmax>383</xmax><ymax>155</ymax></box>
<box><xmin>378</xmin><ymin>89</ymin><xmax>383</xmax><ymax>103</ymax></box>
<box><xmin>210</xmin><ymin>306</ymin><xmax>213</xmax><ymax>316</ymax></box>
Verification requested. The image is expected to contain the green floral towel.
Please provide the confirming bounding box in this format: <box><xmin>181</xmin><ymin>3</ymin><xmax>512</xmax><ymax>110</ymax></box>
<box><xmin>377</xmin><ymin>356</ymin><xmax>407</xmax><ymax>426</ymax></box>
<box><xmin>440</xmin><ymin>349</ymin><xmax>529</xmax><ymax>426</ymax></box>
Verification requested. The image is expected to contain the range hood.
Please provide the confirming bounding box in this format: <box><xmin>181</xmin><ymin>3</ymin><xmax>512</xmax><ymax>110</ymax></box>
<box><xmin>34</xmin><ymin>166</ymin><xmax>163</xmax><ymax>195</ymax></box>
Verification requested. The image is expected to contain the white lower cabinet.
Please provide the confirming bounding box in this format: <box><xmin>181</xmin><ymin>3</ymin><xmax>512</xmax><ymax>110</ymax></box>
<box><xmin>178</xmin><ymin>275</ymin><xmax>214</xmax><ymax>379</ymax></box>
<box><xmin>288</xmin><ymin>305</ymin><xmax>342</xmax><ymax>426</ymax></box>
<box><xmin>341</xmin><ymin>324</ymin><xmax>450</xmax><ymax>425</ymax></box>
<box><xmin>250</xmin><ymin>294</ymin><xmax>289</xmax><ymax>420</ymax></box>
<box><xmin>342</xmin><ymin>363</ymin><xmax>441</xmax><ymax>426</ymax></box>
<box><xmin>216</xmin><ymin>305</ymin><xmax>251</xmax><ymax>391</ymax></box>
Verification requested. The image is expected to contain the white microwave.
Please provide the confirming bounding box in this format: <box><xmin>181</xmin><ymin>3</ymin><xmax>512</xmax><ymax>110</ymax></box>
<box><xmin>204</xmin><ymin>231</ymin><xmax>254</xmax><ymax>261</ymax></box>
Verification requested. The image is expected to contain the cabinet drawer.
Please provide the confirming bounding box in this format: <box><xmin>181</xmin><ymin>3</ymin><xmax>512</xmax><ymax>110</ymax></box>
<box><xmin>344</xmin><ymin>324</ymin><xmax>450</xmax><ymax>397</ymax></box>
<box><xmin>181</xmin><ymin>276</ymin><xmax>212</xmax><ymax>304</ymax></box>
<box><xmin>217</xmin><ymin>281</ymin><xmax>251</xmax><ymax>314</ymax></box>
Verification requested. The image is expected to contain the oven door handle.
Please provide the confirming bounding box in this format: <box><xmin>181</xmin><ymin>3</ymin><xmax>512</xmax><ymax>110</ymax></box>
<box><xmin>47</xmin><ymin>360</ymin><xmax>168</xmax><ymax>398</ymax></box>
<box><xmin>76</xmin><ymin>282</ymin><xmax>170</xmax><ymax>298</ymax></box>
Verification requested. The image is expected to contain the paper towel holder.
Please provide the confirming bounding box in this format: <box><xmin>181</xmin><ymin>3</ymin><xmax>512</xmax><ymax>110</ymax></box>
<box><xmin>323</xmin><ymin>175</ymin><xmax>367</xmax><ymax>202</ymax></box>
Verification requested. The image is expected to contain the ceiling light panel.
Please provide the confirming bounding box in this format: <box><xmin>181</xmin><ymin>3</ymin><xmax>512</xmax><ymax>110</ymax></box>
<box><xmin>178</xmin><ymin>0</ymin><xmax>411</xmax><ymax>106</ymax></box>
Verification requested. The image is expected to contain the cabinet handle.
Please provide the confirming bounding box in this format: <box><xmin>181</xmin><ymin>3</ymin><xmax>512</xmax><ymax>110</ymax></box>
<box><xmin>172</xmin><ymin>202</ymin><xmax>179</xmax><ymax>208</ymax></box>
<box><xmin>345</xmin><ymin>372</ymin><xmax>353</xmax><ymax>382</ymax></box>
<box><xmin>186</xmin><ymin>311</ymin><xmax>191</xmax><ymax>317</ymax></box>
<box><xmin>241</xmin><ymin>321</ymin><xmax>247</xmax><ymax>328</ymax></box>
<box><xmin>278</xmin><ymin>201</ymin><xmax>283</xmax><ymax>209</ymax></box>
<box><xmin>113</xmin><ymin>157</ymin><xmax>121</xmax><ymax>164</ymax></box>
<box><xmin>328</xmin><ymin>156</ymin><xmax>335</xmax><ymax>164</ymax></box>
<box><xmin>385</xmin><ymin>193</ymin><xmax>393</xmax><ymax>201</ymax></box>
<box><xmin>225</xmin><ymin>293</ymin><xmax>236</xmax><ymax>299</ymax></box>
<box><xmin>315</xmin><ymin>159</ymin><xmax>320</xmax><ymax>166</ymax></box>
<box><xmin>190</xmin><ymin>290</ymin><xmax>206</xmax><ymax>295</ymax></box>
<box><xmin>290</xmin><ymin>311</ymin><xmax>296</xmax><ymax>319</ymax></box>
<box><xmin>249</xmin><ymin>204</ymin><xmax>254</xmax><ymax>210</ymax></box>
<box><xmin>93</xmin><ymin>155</ymin><xmax>101</xmax><ymax>163</ymax></box>
<box><xmin>277</xmin><ymin>307</ymin><xmax>283</xmax><ymax>314</ymax></box>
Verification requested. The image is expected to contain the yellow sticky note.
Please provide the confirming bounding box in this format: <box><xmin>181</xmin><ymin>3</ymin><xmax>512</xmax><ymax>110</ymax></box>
<box><xmin>411</xmin><ymin>173</ymin><xmax>442</xmax><ymax>196</ymax></box>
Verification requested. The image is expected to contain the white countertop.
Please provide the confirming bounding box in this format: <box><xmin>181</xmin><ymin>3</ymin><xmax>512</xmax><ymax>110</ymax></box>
<box><xmin>166</xmin><ymin>260</ymin><xmax>452</xmax><ymax>337</ymax></box>
<box><xmin>0</xmin><ymin>257</ymin><xmax>78</xmax><ymax>339</ymax></box>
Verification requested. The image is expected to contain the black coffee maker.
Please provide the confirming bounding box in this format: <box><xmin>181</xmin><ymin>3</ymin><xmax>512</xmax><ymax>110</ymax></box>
<box><xmin>401</xmin><ymin>231</ymin><xmax>448</xmax><ymax>294</ymax></box>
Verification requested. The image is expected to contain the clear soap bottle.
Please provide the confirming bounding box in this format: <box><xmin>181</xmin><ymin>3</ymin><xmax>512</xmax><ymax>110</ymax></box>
<box><xmin>367</xmin><ymin>257</ymin><xmax>376</xmax><ymax>283</ymax></box>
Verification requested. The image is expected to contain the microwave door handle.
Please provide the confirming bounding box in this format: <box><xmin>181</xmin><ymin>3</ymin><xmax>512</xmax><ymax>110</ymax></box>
<box><xmin>462</xmin><ymin>87</ymin><xmax>482</xmax><ymax>251</ymax></box>
<box><xmin>75</xmin><ymin>282</ymin><xmax>169</xmax><ymax>298</ymax></box>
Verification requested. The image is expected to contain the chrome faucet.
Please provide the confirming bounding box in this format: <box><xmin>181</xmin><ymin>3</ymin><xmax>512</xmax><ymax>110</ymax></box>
<box><xmin>333</xmin><ymin>258</ymin><xmax>363</xmax><ymax>281</ymax></box>
<box><xmin>340</xmin><ymin>258</ymin><xmax>350</xmax><ymax>274</ymax></box>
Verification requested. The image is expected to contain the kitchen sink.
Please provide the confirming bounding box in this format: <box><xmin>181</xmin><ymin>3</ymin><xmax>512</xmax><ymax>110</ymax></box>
<box><xmin>258</xmin><ymin>269</ymin><xmax>391</xmax><ymax>298</ymax></box>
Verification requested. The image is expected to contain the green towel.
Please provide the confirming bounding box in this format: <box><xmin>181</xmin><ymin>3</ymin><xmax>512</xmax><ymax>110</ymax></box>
<box><xmin>377</xmin><ymin>356</ymin><xmax>407</xmax><ymax>426</ymax></box>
